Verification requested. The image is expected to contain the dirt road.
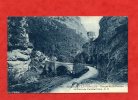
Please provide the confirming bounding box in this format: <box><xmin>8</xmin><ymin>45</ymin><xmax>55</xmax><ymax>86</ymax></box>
<box><xmin>50</xmin><ymin>66</ymin><xmax>98</xmax><ymax>93</ymax></box>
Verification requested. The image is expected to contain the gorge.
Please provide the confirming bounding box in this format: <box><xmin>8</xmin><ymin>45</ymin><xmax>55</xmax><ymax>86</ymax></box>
<box><xmin>8</xmin><ymin>16</ymin><xmax>128</xmax><ymax>93</ymax></box>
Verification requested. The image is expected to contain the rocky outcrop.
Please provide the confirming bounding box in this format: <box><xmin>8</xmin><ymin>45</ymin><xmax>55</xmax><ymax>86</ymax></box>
<box><xmin>82</xmin><ymin>17</ymin><xmax>128</xmax><ymax>82</ymax></box>
<box><xmin>49</xmin><ymin>16</ymin><xmax>88</xmax><ymax>40</ymax></box>
<box><xmin>26</xmin><ymin>17</ymin><xmax>88</xmax><ymax>62</ymax></box>
<box><xmin>87</xmin><ymin>31</ymin><xmax>96</xmax><ymax>40</ymax></box>
<box><xmin>8</xmin><ymin>17</ymin><xmax>33</xmax><ymax>85</ymax></box>
<box><xmin>8</xmin><ymin>16</ymin><xmax>88</xmax><ymax>85</ymax></box>
<box><xmin>8</xmin><ymin>17</ymin><xmax>33</xmax><ymax>50</ymax></box>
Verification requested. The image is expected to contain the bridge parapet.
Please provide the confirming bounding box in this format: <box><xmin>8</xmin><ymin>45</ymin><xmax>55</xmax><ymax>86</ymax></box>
<box><xmin>44</xmin><ymin>60</ymin><xmax>97</xmax><ymax>75</ymax></box>
<box><xmin>54</xmin><ymin>61</ymin><xmax>74</xmax><ymax>73</ymax></box>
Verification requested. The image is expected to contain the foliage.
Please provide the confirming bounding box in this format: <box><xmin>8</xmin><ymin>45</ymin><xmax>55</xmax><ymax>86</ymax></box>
<box><xmin>79</xmin><ymin>17</ymin><xmax>128</xmax><ymax>82</ymax></box>
<box><xmin>8</xmin><ymin>17</ymin><xmax>31</xmax><ymax>51</ymax></box>
<box><xmin>26</xmin><ymin>17</ymin><xmax>86</xmax><ymax>62</ymax></box>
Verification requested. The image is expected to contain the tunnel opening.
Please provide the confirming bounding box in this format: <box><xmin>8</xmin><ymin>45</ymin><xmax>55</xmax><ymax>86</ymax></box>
<box><xmin>56</xmin><ymin>66</ymin><xmax>70</xmax><ymax>76</ymax></box>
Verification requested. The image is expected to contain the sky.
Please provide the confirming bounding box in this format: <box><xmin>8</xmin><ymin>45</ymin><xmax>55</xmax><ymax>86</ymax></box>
<box><xmin>80</xmin><ymin>16</ymin><xmax>102</xmax><ymax>38</ymax></box>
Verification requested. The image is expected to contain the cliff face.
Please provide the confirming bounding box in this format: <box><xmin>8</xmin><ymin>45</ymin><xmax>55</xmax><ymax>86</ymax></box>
<box><xmin>82</xmin><ymin>17</ymin><xmax>128</xmax><ymax>82</ymax></box>
<box><xmin>49</xmin><ymin>16</ymin><xmax>88</xmax><ymax>39</ymax></box>
<box><xmin>27</xmin><ymin>17</ymin><xmax>87</xmax><ymax>62</ymax></box>
<box><xmin>8</xmin><ymin>16</ymin><xmax>88</xmax><ymax>85</ymax></box>
<box><xmin>8</xmin><ymin>17</ymin><xmax>33</xmax><ymax>85</ymax></box>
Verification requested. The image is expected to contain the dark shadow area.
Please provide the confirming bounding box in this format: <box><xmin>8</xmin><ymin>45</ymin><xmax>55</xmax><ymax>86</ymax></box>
<box><xmin>56</xmin><ymin>66</ymin><xmax>70</xmax><ymax>76</ymax></box>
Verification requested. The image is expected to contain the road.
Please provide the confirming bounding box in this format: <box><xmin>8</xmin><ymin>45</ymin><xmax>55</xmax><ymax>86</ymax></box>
<box><xmin>50</xmin><ymin>66</ymin><xmax>98</xmax><ymax>93</ymax></box>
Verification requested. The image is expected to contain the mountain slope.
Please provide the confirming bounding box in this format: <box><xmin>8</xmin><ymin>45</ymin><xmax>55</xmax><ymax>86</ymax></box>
<box><xmin>27</xmin><ymin>16</ymin><xmax>88</xmax><ymax>62</ymax></box>
<box><xmin>80</xmin><ymin>16</ymin><xmax>128</xmax><ymax>82</ymax></box>
<box><xmin>8</xmin><ymin>16</ymin><xmax>88</xmax><ymax>85</ymax></box>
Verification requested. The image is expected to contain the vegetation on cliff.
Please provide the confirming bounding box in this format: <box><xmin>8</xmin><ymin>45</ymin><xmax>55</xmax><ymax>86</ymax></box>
<box><xmin>78</xmin><ymin>17</ymin><xmax>128</xmax><ymax>82</ymax></box>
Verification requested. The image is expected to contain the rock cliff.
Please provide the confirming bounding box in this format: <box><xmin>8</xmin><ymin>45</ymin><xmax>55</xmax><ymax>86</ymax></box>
<box><xmin>26</xmin><ymin>16</ymin><xmax>88</xmax><ymax>62</ymax></box>
<box><xmin>8</xmin><ymin>16</ymin><xmax>88</xmax><ymax>85</ymax></box>
<box><xmin>81</xmin><ymin>16</ymin><xmax>128</xmax><ymax>82</ymax></box>
<box><xmin>8</xmin><ymin>17</ymin><xmax>33</xmax><ymax>85</ymax></box>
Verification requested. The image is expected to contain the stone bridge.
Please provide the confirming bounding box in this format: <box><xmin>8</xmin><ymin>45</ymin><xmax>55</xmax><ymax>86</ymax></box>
<box><xmin>43</xmin><ymin>60</ymin><xmax>96</xmax><ymax>76</ymax></box>
<box><xmin>54</xmin><ymin>61</ymin><xmax>74</xmax><ymax>74</ymax></box>
<box><xmin>43</xmin><ymin>60</ymin><xmax>74</xmax><ymax>75</ymax></box>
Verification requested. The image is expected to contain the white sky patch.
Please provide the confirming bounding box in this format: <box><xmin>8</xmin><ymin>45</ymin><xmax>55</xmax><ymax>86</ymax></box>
<box><xmin>80</xmin><ymin>16</ymin><xmax>102</xmax><ymax>37</ymax></box>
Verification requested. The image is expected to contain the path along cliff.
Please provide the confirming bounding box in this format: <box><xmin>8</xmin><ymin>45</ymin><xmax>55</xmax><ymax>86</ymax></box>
<box><xmin>49</xmin><ymin>66</ymin><xmax>98</xmax><ymax>93</ymax></box>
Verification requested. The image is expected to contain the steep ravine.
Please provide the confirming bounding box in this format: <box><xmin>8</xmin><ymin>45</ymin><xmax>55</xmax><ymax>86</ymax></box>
<box><xmin>8</xmin><ymin>16</ymin><xmax>88</xmax><ymax>86</ymax></box>
<box><xmin>80</xmin><ymin>16</ymin><xmax>128</xmax><ymax>82</ymax></box>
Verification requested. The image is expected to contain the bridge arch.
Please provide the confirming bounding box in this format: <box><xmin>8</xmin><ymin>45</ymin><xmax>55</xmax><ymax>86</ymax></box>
<box><xmin>55</xmin><ymin>61</ymin><xmax>73</xmax><ymax>74</ymax></box>
<box><xmin>56</xmin><ymin>65</ymin><xmax>70</xmax><ymax>76</ymax></box>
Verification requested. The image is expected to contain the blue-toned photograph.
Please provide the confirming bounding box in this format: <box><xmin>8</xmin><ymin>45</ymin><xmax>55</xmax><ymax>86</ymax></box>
<box><xmin>7</xmin><ymin>16</ymin><xmax>128</xmax><ymax>93</ymax></box>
